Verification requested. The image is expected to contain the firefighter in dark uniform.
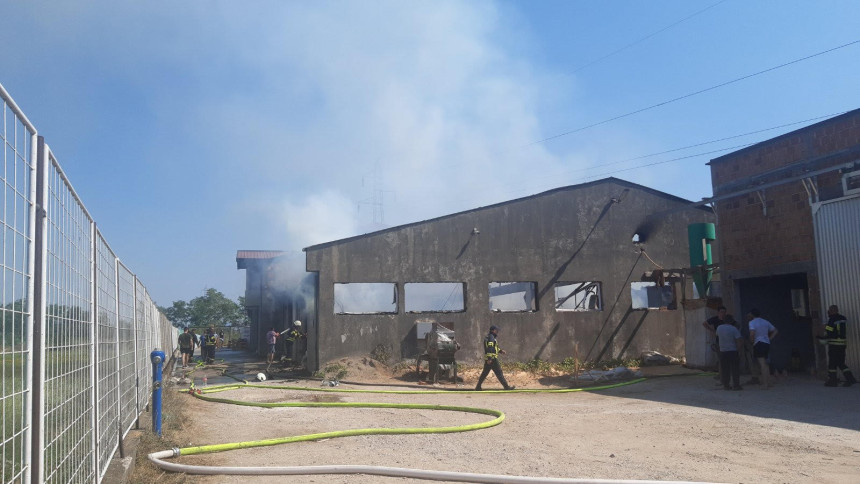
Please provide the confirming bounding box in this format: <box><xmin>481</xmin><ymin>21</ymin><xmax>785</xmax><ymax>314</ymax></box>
<box><xmin>203</xmin><ymin>326</ymin><xmax>218</xmax><ymax>364</ymax></box>
<box><xmin>475</xmin><ymin>325</ymin><xmax>515</xmax><ymax>391</ymax></box>
<box><xmin>280</xmin><ymin>320</ymin><xmax>305</xmax><ymax>364</ymax></box>
<box><xmin>821</xmin><ymin>305</ymin><xmax>856</xmax><ymax>387</ymax></box>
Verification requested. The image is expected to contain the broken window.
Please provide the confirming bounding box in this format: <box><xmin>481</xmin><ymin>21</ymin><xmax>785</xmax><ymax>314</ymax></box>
<box><xmin>405</xmin><ymin>283</ymin><xmax>465</xmax><ymax>313</ymax></box>
<box><xmin>334</xmin><ymin>283</ymin><xmax>398</xmax><ymax>314</ymax></box>
<box><xmin>630</xmin><ymin>282</ymin><xmax>675</xmax><ymax>310</ymax></box>
<box><xmin>554</xmin><ymin>282</ymin><xmax>602</xmax><ymax>311</ymax></box>
<box><xmin>488</xmin><ymin>282</ymin><xmax>537</xmax><ymax>312</ymax></box>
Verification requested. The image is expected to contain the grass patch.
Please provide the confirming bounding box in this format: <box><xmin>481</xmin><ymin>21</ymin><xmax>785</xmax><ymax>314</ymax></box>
<box><xmin>129</xmin><ymin>378</ymin><xmax>191</xmax><ymax>484</ymax></box>
<box><xmin>312</xmin><ymin>362</ymin><xmax>349</xmax><ymax>381</ymax></box>
<box><xmin>501</xmin><ymin>357</ymin><xmax>643</xmax><ymax>376</ymax></box>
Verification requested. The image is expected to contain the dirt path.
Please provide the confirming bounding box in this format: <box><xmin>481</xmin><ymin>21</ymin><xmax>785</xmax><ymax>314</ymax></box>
<box><xmin>140</xmin><ymin>354</ymin><xmax>860</xmax><ymax>484</ymax></box>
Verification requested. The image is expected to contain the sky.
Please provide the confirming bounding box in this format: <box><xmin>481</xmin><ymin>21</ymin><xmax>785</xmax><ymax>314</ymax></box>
<box><xmin>1</xmin><ymin>1</ymin><xmax>858</xmax><ymax>307</ymax></box>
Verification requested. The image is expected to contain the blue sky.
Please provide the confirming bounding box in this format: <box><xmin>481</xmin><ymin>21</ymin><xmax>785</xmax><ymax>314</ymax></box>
<box><xmin>1</xmin><ymin>1</ymin><xmax>858</xmax><ymax>306</ymax></box>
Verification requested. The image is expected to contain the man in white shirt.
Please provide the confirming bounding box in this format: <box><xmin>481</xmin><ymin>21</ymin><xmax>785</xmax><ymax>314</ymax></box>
<box><xmin>747</xmin><ymin>308</ymin><xmax>778</xmax><ymax>389</ymax></box>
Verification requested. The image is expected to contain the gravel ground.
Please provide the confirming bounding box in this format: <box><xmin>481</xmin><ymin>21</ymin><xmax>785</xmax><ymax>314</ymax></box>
<box><xmin>149</xmin><ymin>355</ymin><xmax>860</xmax><ymax>484</ymax></box>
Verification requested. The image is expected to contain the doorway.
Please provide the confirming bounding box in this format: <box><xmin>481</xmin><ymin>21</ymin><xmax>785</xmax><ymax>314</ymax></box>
<box><xmin>737</xmin><ymin>273</ymin><xmax>814</xmax><ymax>374</ymax></box>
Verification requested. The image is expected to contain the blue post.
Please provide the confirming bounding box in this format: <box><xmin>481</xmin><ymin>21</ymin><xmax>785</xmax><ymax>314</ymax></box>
<box><xmin>150</xmin><ymin>349</ymin><xmax>166</xmax><ymax>437</ymax></box>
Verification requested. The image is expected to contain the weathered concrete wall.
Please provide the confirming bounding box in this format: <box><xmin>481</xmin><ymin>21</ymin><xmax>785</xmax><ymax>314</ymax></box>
<box><xmin>305</xmin><ymin>178</ymin><xmax>715</xmax><ymax>369</ymax></box>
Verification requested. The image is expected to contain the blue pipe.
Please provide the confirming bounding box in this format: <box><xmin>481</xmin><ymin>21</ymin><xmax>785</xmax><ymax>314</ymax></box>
<box><xmin>150</xmin><ymin>349</ymin><xmax>166</xmax><ymax>437</ymax></box>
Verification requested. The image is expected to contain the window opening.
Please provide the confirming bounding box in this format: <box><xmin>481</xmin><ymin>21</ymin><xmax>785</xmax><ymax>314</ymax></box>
<box><xmin>405</xmin><ymin>283</ymin><xmax>465</xmax><ymax>313</ymax></box>
<box><xmin>489</xmin><ymin>282</ymin><xmax>537</xmax><ymax>312</ymax></box>
<box><xmin>554</xmin><ymin>282</ymin><xmax>602</xmax><ymax>311</ymax></box>
<box><xmin>334</xmin><ymin>283</ymin><xmax>398</xmax><ymax>314</ymax></box>
<box><xmin>631</xmin><ymin>281</ymin><xmax>675</xmax><ymax>310</ymax></box>
<box><xmin>843</xmin><ymin>169</ymin><xmax>860</xmax><ymax>196</ymax></box>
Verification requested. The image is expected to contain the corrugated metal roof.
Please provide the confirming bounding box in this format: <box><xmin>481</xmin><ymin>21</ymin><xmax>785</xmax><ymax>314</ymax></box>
<box><xmin>236</xmin><ymin>250</ymin><xmax>285</xmax><ymax>269</ymax></box>
<box><xmin>236</xmin><ymin>250</ymin><xmax>285</xmax><ymax>260</ymax></box>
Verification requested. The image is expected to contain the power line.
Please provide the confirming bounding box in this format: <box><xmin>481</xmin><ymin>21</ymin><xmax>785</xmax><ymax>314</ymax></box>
<box><xmin>571</xmin><ymin>0</ymin><xmax>729</xmax><ymax>74</ymax></box>
<box><xmin>499</xmin><ymin>143</ymin><xmax>757</xmax><ymax>205</ymax></box>
<box><xmin>532</xmin><ymin>39</ymin><xmax>860</xmax><ymax>146</ymax></box>
<box><xmin>577</xmin><ymin>142</ymin><xmax>757</xmax><ymax>182</ymax></box>
<box><xmin>555</xmin><ymin>111</ymin><xmax>850</xmax><ymax>178</ymax></box>
<box><xmin>469</xmin><ymin>111</ymin><xmax>850</xmax><ymax>201</ymax></box>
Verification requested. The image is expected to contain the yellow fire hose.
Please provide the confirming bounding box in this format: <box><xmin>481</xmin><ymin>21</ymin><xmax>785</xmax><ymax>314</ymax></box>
<box><xmin>148</xmin><ymin>379</ymin><xmax>722</xmax><ymax>483</ymax></box>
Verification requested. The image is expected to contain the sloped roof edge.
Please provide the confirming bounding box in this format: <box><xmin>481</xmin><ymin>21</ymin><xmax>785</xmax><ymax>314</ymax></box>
<box><xmin>303</xmin><ymin>177</ymin><xmax>710</xmax><ymax>253</ymax></box>
<box><xmin>708</xmin><ymin>108</ymin><xmax>860</xmax><ymax>165</ymax></box>
<box><xmin>236</xmin><ymin>250</ymin><xmax>286</xmax><ymax>269</ymax></box>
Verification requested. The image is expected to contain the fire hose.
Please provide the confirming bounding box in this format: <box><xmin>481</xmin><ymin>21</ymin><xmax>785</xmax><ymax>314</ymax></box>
<box><xmin>148</xmin><ymin>380</ymin><xmax>721</xmax><ymax>484</ymax></box>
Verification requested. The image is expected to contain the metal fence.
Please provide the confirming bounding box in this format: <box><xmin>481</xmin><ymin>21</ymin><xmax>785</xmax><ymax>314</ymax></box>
<box><xmin>1</xmin><ymin>83</ymin><xmax>176</xmax><ymax>484</ymax></box>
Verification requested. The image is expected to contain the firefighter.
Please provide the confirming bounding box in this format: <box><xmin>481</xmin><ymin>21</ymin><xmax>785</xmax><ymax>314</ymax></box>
<box><xmin>475</xmin><ymin>325</ymin><xmax>515</xmax><ymax>391</ymax></box>
<box><xmin>280</xmin><ymin>320</ymin><xmax>305</xmax><ymax>363</ymax></box>
<box><xmin>821</xmin><ymin>305</ymin><xmax>855</xmax><ymax>387</ymax></box>
<box><xmin>203</xmin><ymin>326</ymin><xmax>218</xmax><ymax>364</ymax></box>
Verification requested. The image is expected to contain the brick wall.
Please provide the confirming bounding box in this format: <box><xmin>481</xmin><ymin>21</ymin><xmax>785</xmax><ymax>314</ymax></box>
<box><xmin>710</xmin><ymin>110</ymin><xmax>860</xmax><ymax>273</ymax></box>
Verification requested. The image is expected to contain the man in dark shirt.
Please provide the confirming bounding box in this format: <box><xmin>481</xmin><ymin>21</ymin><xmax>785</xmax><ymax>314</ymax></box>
<box><xmin>178</xmin><ymin>328</ymin><xmax>193</xmax><ymax>368</ymax></box>
<box><xmin>703</xmin><ymin>306</ymin><xmax>729</xmax><ymax>382</ymax></box>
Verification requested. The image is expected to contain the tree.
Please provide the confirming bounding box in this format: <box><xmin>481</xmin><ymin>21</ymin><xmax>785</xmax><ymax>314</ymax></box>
<box><xmin>162</xmin><ymin>300</ymin><xmax>191</xmax><ymax>328</ymax></box>
<box><xmin>159</xmin><ymin>288</ymin><xmax>249</xmax><ymax>328</ymax></box>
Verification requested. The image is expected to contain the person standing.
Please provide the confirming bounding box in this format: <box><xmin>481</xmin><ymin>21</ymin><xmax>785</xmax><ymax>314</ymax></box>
<box><xmin>475</xmin><ymin>325</ymin><xmax>515</xmax><ymax>391</ymax></box>
<box><xmin>266</xmin><ymin>327</ymin><xmax>279</xmax><ymax>365</ymax></box>
<box><xmin>203</xmin><ymin>326</ymin><xmax>218</xmax><ymax>363</ymax></box>
<box><xmin>702</xmin><ymin>306</ymin><xmax>729</xmax><ymax>336</ymax></box>
<box><xmin>178</xmin><ymin>327</ymin><xmax>194</xmax><ymax>368</ymax></box>
<box><xmin>280</xmin><ymin>320</ymin><xmax>305</xmax><ymax>364</ymax></box>
<box><xmin>189</xmin><ymin>329</ymin><xmax>199</xmax><ymax>361</ymax></box>
<box><xmin>821</xmin><ymin>305</ymin><xmax>856</xmax><ymax>387</ymax></box>
<box><xmin>716</xmin><ymin>319</ymin><xmax>744</xmax><ymax>390</ymax></box>
<box><xmin>747</xmin><ymin>308</ymin><xmax>778</xmax><ymax>389</ymax></box>
<box><xmin>703</xmin><ymin>306</ymin><xmax>730</xmax><ymax>382</ymax></box>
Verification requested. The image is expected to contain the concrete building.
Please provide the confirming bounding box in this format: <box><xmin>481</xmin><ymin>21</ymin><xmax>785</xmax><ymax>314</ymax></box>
<box><xmin>236</xmin><ymin>250</ymin><xmax>287</xmax><ymax>354</ymax></box>
<box><xmin>301</xmin><ymin>177</ymin><xmax>715</xmax><ymax>372</ymax></box>
<box><xmin>708</xmin><ymin>108</ymin><xmax>860</xmax><ymax>374</ymax></box>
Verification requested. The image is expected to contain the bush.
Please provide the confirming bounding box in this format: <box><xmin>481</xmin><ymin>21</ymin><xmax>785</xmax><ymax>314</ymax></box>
<box><xmin>313</xmin><ymin>362</ymin><xmax>349</xmax><ymax>381</ymax></box>
<box><xmin>370</xmin><ymin>344</ymin><xmax>392</xmax><ymax>365</ymax></box>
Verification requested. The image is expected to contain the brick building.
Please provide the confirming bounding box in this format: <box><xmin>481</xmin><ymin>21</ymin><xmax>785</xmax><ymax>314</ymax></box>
<box><xmin>708</xmin><ymin>109</ymin><xmax>860</xmax><ymax>373</ymax></box>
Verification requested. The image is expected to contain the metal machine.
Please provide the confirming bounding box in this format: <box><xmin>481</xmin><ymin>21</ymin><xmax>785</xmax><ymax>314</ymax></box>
<box><xmin>416</xmin><ymin>323</ymin><xmax>460</xmax><ymax>383</ymax></box>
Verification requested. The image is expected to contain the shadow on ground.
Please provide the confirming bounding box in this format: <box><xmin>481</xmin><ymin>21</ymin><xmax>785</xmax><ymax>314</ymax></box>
<box><xmin>606</xmin><ymin>370</ymin><xmax>860</xmax><ymax>432</ymax></box>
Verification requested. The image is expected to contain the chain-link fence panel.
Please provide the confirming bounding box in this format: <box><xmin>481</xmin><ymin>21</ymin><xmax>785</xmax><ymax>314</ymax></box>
<box><xmin>0</xmin><ymin>83</ymin><xmax>36</xmax><ymax>484</ymax></box>
<box><xmin>42</xmin><ymin>149</ymin><xmax>96</xmax><ymax>484</ymax></box>
<box><xmin>117</xmin><ymin>262</ymin><xmax>137</xmax><ymax>438</ymax></box>
<box><xmin>1</xmin><ymin>81</ymin><xmax>175</xmax><ymax>484</ymax></box>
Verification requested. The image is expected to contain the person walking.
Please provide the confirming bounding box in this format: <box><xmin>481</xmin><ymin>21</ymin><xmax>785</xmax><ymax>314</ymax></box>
<box><xmin>747</xmin><ymin>308</ymin><xmax>778</xmax><ymax>389</ymax></box>
<box><xmin>821</xmin><ymin>305</ymin><xmax>856</xmax><ymax>387</ymax></box>
<box><xmin>475</xmin><ymin>325</ymin><xmax>515</xmax><ymax>391</ymax></box>
<box><xmin>716</xmin><ymin>319</ymin><xmax>744</xmax><ymax>390</ymax></box>
<box><xmin>178</xmin><ymin>327</ymin><xmax>194</xmax><ymax>368</ymax></box>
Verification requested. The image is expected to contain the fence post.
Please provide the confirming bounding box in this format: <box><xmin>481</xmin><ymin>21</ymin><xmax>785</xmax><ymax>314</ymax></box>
<box><xmin>114</xmin><ymin>258</ymin><xmax>125</xmax><ymax>458</ymax></box>
<box><xmin>90</xmin><ymin>221</ymin><xmax>99</xmax><ymax>479</ymax></box>
<box><xmin>29</xmin><ymin>136</ymin><xmax>47</xmax><ymax>484</ymax></box>
<box><xmin>133</xmin><ymin>276</ymin><xmax>141</xmax><ymax>430</ymax></box>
